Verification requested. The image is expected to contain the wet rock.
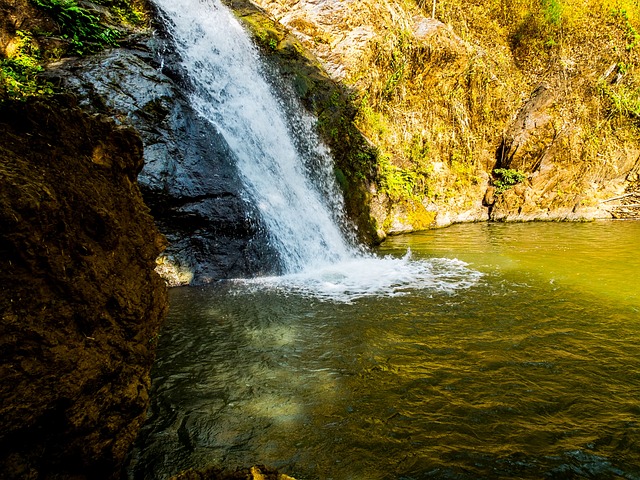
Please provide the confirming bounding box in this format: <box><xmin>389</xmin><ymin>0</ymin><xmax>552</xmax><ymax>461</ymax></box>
<box><xmin>46</xmin><ymin>36</ymin><xmax>279</xmax><ymax>284</ymax></box>
<box><xmin>0</xmin><ymin>95</ymin><xmax>168</xmax><ymax>479</ymax></box>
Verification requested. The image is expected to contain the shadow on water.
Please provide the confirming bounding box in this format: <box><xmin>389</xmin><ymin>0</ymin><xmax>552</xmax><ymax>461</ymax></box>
<box><xmin>127</xmin><ymin>222</ymin><xmax>640</xmax><ymax>480</ymax></box>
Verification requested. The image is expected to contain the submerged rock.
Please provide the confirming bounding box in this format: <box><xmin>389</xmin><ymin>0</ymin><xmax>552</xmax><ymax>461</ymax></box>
<box><xmin>171</xmin><ymin>465</ymin><xmax>296</xmax><ymax>480</ymax></box>
<box><xmin>0</xmin><ymin>95</ymin><xmax>168</xmax><ymax>479</ymax></box>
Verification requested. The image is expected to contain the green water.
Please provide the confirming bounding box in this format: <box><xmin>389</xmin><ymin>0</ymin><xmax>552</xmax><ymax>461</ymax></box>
<box><xmin>128</xmin><ymin>221</ymin><xmax>640</xmax><ymax>480</ymax></box>
<box><xmin>380</xmin><ymin>221</ymin><xmax>639</xmax><ymax>308</ymax></box>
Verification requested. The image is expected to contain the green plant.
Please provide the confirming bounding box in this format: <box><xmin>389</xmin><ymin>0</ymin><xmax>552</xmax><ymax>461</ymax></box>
<box><xmin>382</xmin><ymin>49</ymin><xmax>406</xmax><ymax>98</ymax></box>
<box><xmin>600</xmin><ymin>82</ymin><xmax>640</xmax><ymax>120</ymax></box>
<box><xmin>543</xmin><ymin>0</ymin><xmax>564</xmax><ymax>25</ymax></box>
<box><xmin>356</xmin><ymin>95</ymin><xmax>389</xmax><ymax>140</ymax></box>
<box><xmin>29</xmin><ymin>0</ymin><xmax>121</xmax><ymax>55</ymax></box>
<box><xmin>378</xmin><ymin>154</ymin><xmax>417</xmax><ymax>200</ymax></box>
<box><xmin>0</xmin><ymin>31</ymin><xmax>54</xmax><ymax>101</ymax></box>
<box><xmin>406</xmin><ymin>134</ymin><xmax>430</xmax><ymax>165</ymax></box>
<box><xmin>493</xmin><ymin>168</ymin><xmax>526</xmax><ymax>193</ymax></box>
<box><xmin>254</xmin><ymin>28</ymin><xmax>281</xmax><ymax>52</ymax></box>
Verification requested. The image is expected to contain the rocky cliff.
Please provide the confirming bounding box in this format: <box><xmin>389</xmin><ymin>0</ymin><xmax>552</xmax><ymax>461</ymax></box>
<box><xmin>242</xmin><ymin>0</ymin><xmax>640</xmax><ymax>237</ymax></box>
<box><xmin>1</xmin><ymin>0</ymin><xmax>281</xmax><ymax>286</ymax></box>
<box><xmin>0</xmin><ymin>95</ymin><xmax>167</xmax><ymax>479</ymax></box>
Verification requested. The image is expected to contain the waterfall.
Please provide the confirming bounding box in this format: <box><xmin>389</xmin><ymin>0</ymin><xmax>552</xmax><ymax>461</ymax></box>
<box><xmin>152</xmin><ymin>0</ymin><xmax>482</xmax><ymax>301</ymax></box>
<box><xmin>153</xmin><ymin>0</ymin><xmax>357</xmax><ymax>274</ymax></box>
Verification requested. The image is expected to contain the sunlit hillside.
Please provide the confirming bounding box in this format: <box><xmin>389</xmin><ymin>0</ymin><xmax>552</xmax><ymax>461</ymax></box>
<box><xmin>253</xmin><ymin>0</ymin><xmax>640</xmax><ymax>233</ymax></box>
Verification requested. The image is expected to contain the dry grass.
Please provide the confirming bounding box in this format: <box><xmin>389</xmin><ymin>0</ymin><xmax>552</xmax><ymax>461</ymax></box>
<box><xmin>330</xmin><ymin>0</ymin><xmax>640</xmax><ymax>209</ymax></box>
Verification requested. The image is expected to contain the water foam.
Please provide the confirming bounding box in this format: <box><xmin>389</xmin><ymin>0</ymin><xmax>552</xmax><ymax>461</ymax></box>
<box><xmin>236</xmin><ymin>251</ymin><xmax>482</xmax><ymax>303</ymax></box>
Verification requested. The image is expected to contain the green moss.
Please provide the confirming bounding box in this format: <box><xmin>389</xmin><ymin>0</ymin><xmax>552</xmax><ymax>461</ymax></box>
<box><xmin>0</xmin><ymin>32</ymin><xmax>54</xmax><ymax>101</ymax></box>
<box><xmin>382</xmin><ymin>198</ymin><xmax>435</xmax><ymax>232</ymax></box>
<box><xmin>543</xmin><ymin>0</ymin><xmax>564</xmax><ymax>25</ymax></box>
<box><xmin>378</xmin><ymin>155</ymin><xmax>417</xmax><ymax>201</ymax></box>
<box><xmin>334</xmin><ymin>168</ymin><xmax>348</xmax><ymax>191</ymax></box>
<box><xmin>612</xmin><ymin>8</ymin><xmax>640</xmax><ymax>51</ymax></box>
<box><xmin>600</xmin><ymin>82</ymin><xmax>640</xmax><ymax>121</ymax></box>
<box><xmin>405</xmin><ymin>200</ymin><xmax>436</xmax><ymax>230</ymax></box>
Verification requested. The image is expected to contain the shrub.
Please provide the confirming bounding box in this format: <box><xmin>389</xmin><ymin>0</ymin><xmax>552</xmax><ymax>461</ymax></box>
<box><xmin>0</xmin><ymin>32</ymin><xmax>54</xmax><ymax>101</ymax></box>
<box><xmin>493</xmin><ymin>168</ymin><xmax>526</xmax><ymax>193</ymax></box>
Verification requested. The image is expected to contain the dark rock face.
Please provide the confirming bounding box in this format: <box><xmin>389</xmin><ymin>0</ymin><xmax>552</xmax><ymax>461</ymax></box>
<box><xmin>0</xmin><ymin>96</ymin><xmax>168</xmax><ymax>479</ymax></box>
<box><xmin>47</xmin><ymin>35</ymin><xmax>280</xmax><ymax>284</ymax></box>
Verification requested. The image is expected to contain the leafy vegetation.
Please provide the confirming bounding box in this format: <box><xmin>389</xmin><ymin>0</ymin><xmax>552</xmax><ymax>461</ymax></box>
<box><xmin>0</xmin><ymin>32</ymin><xmax>54</xmax><ymax>101</ymax></box>
<box><xmin>599</xmin><ymin>80</ymin><xmax>640</xmax><ymax>121</ymax></box>
<box><xmin>378</xmin><ymin>154</ymin><xmax>417</xmax><ymax>200</ymax></box>
<box><xmin>1</xmin><ymin>0</ymin><xmax>150</xmax><ymax>102</ymax></box>
<box><xmin>29</xmin><ymin>0</ymin><xmax>122</xmax><ymax>55</ymax></box>
<box><xmin>493</xmin><ymin>168</ymin><xmax>526</xmax><ymax>194</ymax></box>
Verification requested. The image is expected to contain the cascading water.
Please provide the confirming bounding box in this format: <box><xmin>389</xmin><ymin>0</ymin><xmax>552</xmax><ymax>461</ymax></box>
<box><xmin>153</xmin><ymin>0</ymin><xmax>354</xmax><ymax>272</ymax></box>
<box><xmin>152</xmin><ymin>0</ymin><xmax>481</xmax><ymax>300</ymax></box>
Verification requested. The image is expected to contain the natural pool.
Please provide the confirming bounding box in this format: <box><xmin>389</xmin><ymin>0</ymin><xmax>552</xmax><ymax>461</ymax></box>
<box><xmin>128</xmin><ymin>221</ymin><xmax>640</xmax><ymax>479</ymax></box>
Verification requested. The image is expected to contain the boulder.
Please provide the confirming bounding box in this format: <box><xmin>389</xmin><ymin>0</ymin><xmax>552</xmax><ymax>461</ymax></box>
<box><xmin>47</xmin><ymin>36</ymin><xmax>279</xmax><ymax>284</ymax></box>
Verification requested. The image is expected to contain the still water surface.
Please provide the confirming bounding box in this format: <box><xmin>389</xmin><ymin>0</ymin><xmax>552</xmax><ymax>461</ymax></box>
<box><xmin>128</xmin><ymin>221</ymin><xmax>640</xmax><ymax>479</ymax></box>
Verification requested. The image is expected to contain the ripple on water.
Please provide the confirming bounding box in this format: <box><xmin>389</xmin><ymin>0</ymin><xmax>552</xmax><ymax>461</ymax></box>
<box><xmin>127</xmin><ymin>223</ymin><xmax>640</xmax><ymax>480</ymax></box>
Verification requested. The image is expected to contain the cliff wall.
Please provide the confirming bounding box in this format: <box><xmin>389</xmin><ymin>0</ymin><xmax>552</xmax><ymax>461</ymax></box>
<box><xmin>0</xmin><ymin>95</ymin><xmax>168</xmax><ymax>478</ymax></box>
<box><xmin>47</xmin><ymin>41</ymin><xmax>280</xmax><ymax>285</ymax></box>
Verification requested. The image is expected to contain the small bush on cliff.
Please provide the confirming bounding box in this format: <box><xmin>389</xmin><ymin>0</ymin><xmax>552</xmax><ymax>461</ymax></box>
<box><xmin>0</xmin><ymin>32</ymin><xmax>53</xmax><ymax>101</ymax></box>
<box><xmin>378</xmin><ymin>154</ymin><xmax>417</xmax><ymax>200</ymax></box>
<box><xmin>600</xmin><ymin>80</ymin><xmax>640</xmax><ymax>121</ymax></box>
<box><xmin>493</xmin><ymin>168</ymin><xmax>526</xmax><ymax>194</ymax></box>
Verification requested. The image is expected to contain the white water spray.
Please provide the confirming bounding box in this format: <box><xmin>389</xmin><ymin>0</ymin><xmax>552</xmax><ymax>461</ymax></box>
<box><xmin>153</xmin><ymin>0</ymin><xmax>482</xmax><ymax>299</ymax></box>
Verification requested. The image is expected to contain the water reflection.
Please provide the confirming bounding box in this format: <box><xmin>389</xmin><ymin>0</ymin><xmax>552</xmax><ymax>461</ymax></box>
<box><xmin>127</xmin><ymin>221</ymin><xmax>640</xmax><ymax>480</ymax></box>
